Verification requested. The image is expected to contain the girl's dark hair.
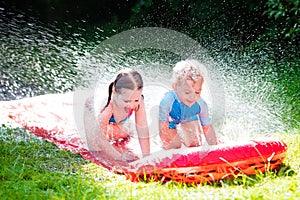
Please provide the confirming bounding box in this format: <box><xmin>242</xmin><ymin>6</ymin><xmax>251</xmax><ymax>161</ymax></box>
<box><xmin>102</xmin><ymin>69</ymin><xmax>143</xmax><ymax>111</ymax></box>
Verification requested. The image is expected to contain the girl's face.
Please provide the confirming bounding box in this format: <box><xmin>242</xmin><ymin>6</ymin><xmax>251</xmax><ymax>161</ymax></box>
<box><xmin>113</xmin><ymin>88</ymin><xmax>143</xmax><ymax>113</ymax></box>
<box><xmin>173</xmin><ymin>78</ymin><xmax>203</xmax><ymax>107</ymax></box>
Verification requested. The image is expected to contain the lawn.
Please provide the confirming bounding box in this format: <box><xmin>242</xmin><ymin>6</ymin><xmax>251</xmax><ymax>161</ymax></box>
<box><xmin>0</xmin><ymin>125</ymin><xmax>299</xmax><ymax>200</ymax></box>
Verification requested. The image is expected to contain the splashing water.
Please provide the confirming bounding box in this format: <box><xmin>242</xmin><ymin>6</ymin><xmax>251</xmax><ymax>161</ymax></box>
<box><xmin>0</xmin><ymin>5</ymin><xmax>87</xmax><ymax>100</ymax></box>
<box><xmin>0</xmin><ymin>5</ymin><xmax>296</xmax><ymax>148</ymax></box>
<box><xmin>77</xmin><ymin>27</ymin><xmax>291</xmax><ymax>145</ymax></box>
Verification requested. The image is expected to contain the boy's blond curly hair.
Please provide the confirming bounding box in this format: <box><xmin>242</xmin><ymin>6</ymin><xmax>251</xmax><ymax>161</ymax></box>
<box><xmin>171</xmin><ymin>59</ymin><xmax>205</xmax><ymax>85</ymax></box>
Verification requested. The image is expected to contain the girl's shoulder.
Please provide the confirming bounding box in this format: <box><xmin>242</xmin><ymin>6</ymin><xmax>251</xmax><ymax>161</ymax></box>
<box><xmin>134</xmin><ymin>94</ymin><xmax>145</xmax><ymax>112</ymax></box>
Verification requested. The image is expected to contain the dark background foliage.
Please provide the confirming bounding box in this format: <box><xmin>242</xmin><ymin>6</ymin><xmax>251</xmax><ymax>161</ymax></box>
<box><xmin>2</xmin><ymin>0</ymin><xmax>299</xmax><ymax>44</ymax></box>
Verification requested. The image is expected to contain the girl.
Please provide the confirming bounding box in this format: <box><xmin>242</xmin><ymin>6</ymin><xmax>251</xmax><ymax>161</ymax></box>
<box><xmin>159</xmin><ymin>60</ymin><xmax>218</xmax><ymax>149</ymax></box>
<box><xmin>84</xmin><ymin>69</ymin><xmax>150</xmax><ymax>162</ymax></box>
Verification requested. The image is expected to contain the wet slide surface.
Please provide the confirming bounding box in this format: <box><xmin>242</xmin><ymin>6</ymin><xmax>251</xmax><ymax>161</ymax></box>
<box><xmin>0</xmin><ymin>93</ymin><xmax>288</xmax><ymax>183</ymax></box>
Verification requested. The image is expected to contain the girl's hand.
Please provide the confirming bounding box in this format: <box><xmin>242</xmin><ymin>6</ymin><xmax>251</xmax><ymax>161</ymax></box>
<box><xmin>117</xmin><ymin>151</ymin><xmax>139</xmax><ymax>162</ymax></box>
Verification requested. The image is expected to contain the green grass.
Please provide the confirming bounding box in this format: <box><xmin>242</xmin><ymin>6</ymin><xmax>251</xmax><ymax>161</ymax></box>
<box><xmin>0</xmin><ymin>125</ymin><xmax>299</xmax><ymax>200</ymax></box>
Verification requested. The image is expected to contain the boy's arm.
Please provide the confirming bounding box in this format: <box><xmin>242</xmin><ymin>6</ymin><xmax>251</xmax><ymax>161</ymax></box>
<box><xmin>202</xmin><ymin>125</ymin><xmax>218</xmax><ymax>145</ymax></box>
<box><xmin>159</xmin><ymin>121</ymin><xmax>181</xmax><ymax>149</ymax></box>
<box><xmin>158</xmin><ymin>91</ymin><xmax>182</xmax><ymax>149</ymax></box>
<box><xmin>198</xmin><ymin>98</ymin><xmax>218</xmax><ymax>145</ymax></box>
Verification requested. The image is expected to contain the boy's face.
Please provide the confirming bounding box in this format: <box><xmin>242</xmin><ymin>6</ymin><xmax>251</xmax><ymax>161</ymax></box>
<box><xmin>173</xmin><ymin>78</ymin><xmax>203</xmax><ymax>107</ymax></box>
<box><xmin>114</xmin><ymin>88</ymin><xmax>143</xmax><ymax>113</ymax></box>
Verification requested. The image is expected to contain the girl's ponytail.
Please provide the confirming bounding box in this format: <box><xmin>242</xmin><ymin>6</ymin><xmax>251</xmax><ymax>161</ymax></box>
<box><xmin>102</xmin><ymin>82</ymin><xmax>114</xmax><ymax>112</ymax></box>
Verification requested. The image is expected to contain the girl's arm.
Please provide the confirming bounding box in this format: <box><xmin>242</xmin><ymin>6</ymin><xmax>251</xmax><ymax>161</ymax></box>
<box><xmin>135</xmin><ymin>99</ymin><xmax>150</xmax><ymax>156</ymax></box>
<box><xmin>84</xmin><ymin>99</ymin><xmax>133</xmax><ymax>161</ymax></box>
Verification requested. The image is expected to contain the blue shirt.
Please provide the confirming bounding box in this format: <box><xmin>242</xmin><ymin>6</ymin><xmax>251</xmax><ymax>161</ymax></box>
<box><xmin>159</xmin><ymin>90</ymin><xmax>212</xmax><ymax>129</ymax></box>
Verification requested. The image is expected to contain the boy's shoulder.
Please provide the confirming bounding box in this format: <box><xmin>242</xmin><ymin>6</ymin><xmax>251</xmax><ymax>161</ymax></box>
<box><xmin>196</xmin><ymin>97</ymin><xmax>208</xmax><ymax>107</ymax></box>
<box><xmin>163</xmin><ymin>90</ymin><xmax>177</xmax><ymax>99</ymax></box>
<box><xmin>160</xmin><ymin>90</ymin><xmax>177</xmax><ymax>104</ymax></box>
